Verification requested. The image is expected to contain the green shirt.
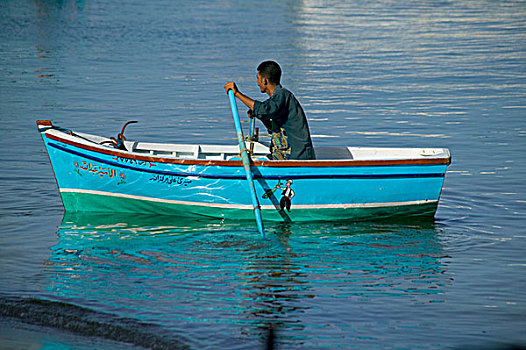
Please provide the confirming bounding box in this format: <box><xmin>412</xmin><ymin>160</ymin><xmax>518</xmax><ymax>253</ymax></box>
<box><xmin>253</xmin><ymin>85</ymin><xmax>316</xmax><ymax>160</ymax></box>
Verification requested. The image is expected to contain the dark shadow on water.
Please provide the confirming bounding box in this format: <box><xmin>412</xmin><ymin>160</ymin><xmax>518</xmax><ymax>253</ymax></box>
<box><xmin>0</xmin><ymin>293</ymin><xmax>189</xmax><ymax>350</ymax></box>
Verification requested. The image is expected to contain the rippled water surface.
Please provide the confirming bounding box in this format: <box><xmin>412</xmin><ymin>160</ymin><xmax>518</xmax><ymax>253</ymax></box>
<box><xmin>1</xmin><ymin>0</ymin><xmax>525</xmax><ymax>349</ymax></box>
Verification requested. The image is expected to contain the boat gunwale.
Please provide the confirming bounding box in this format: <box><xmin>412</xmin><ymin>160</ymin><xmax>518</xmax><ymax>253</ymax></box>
<box><xmin>41</xmin><ymin>127</ymin><xmax>452</xmax><ymax>168</ymax></box>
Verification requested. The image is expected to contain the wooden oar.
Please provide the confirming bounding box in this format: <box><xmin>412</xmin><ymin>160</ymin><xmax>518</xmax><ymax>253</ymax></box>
<box><xmin>227</xmin><ymin>89</ymin><xmax>265</xmax><ymax>236</ymax></box>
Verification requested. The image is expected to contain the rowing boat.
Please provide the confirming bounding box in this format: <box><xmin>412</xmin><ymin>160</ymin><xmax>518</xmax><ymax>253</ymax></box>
<box><xmin>36</xmin><ymin>119</ymin><xmax>451</xmax><ymax>222</ymax></box>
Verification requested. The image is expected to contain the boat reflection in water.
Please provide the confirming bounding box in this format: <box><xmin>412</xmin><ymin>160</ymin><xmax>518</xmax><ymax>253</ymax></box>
<box><xmin>44</xmin><ymin>213</ymin><xmax>452</xmax><ymax>348</ymax></box>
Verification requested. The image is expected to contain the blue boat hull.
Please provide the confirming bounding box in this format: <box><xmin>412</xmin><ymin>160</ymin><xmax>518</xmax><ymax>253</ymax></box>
<box><xmin>38</xmin><ymin>121</ymin><xmax>450</xmax><ymax>222</ymax></box>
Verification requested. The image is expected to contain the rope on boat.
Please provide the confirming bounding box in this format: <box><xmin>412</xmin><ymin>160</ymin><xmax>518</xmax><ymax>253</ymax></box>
<box><xmin>239</xmin><ymin>147</ymin><xmax>250</xmax><ymax>157</ymax></box>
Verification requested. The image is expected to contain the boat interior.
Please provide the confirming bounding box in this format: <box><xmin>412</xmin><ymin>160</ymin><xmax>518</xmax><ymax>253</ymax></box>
<box><xmin>63</xmin><ymin>129</ymin><xmax>450</xmax><ymax>161</ymax></box>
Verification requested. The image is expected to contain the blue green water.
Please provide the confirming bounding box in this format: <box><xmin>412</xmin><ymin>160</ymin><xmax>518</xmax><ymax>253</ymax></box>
<box><xmin>1</xmin><ymin>0</ymin><xmax>525</xmax><ymax>349</ymax></box>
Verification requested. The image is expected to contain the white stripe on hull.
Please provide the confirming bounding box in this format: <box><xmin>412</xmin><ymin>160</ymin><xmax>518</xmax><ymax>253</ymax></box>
<box><xmin>60</xmin><ymin>188</ymin><xmax>437</xmax><ymax>210</ymax></box>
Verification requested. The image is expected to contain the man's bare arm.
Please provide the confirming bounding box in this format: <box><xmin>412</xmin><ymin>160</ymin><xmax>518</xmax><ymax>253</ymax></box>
<box><xmin>224</xmin><ymin>81</ymin><xmax>255</xmax><ymax>110</ymax></box>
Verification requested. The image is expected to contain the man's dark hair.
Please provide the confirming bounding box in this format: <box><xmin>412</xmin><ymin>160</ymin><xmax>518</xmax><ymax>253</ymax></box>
<box><xmin>257</xmin><ymin>61</ymin><xmax>281</xmax><ymax>85</ymax></box>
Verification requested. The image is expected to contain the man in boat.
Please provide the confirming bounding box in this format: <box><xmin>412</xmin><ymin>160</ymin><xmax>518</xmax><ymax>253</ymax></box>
<box><xmin>224</xmin><ymin>60</ymin><xmax>316</xmax><ymax>160</ymax></box>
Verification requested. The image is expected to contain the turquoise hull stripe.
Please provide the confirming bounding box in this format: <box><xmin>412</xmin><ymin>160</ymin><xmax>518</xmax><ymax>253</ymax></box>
<box><xmin>60</xmin><ymin>190</ymin><xmax>439</xmax><ymax>222</ymax></box>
